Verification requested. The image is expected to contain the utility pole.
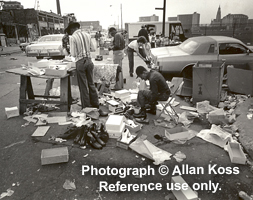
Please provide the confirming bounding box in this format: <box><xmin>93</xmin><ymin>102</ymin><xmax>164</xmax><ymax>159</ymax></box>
<box><xmin>155</xmin><ymin>0</ymin><xmax>166</xmax><ymax>36</ymax></box>
<box><xmin>120</xmin><ymin>4</ymin><xmax>123</xmax><ymax>31</ymax></box>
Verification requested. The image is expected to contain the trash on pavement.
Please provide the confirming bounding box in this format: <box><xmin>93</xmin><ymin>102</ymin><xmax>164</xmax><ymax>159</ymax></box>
<box><xmin>41</xmin><ymin>147</ymin><xmax>69</xmax><ymax>165</ymax></box>
<box><xmin>0</xmin><ymin>189</ymin><xmax>14</xmax><ymax>199</ymax></box>
<box><xmin>173</xmin><ymin>151</ymin><xmax>186</xmax><ymax>162</ymax></box>
<box><xmin>171</xmin><ymin>176</ymin><xmax>198</xmax><ymax>200</ymax></box>
<box><xmin>227</xmin><ymin>142</ymin><xmax>247</xmax><ymax>165</ymax></box>
<box><xmin>5</xmin><ymin>106</ymin><xmax>19</xmax><ymax>119</ymax></box>
<box><xmin>197</xmin><ymin>124</ymin><xmax>233</xmax><ymax>149</ymax></box>
<box><xmin>238</xmin><ymin>191</ymin><xmax>253</xmax><ymax>200</ymax></box>
<box><xmin>178</xmin><ymin>112</ymin><xmax>194</xmax><ymax>127</ymax></box>
<box><xmin>4</xmin><ymin>140</ymin><xmax>25</xmax><ymax>149</ymax></box>
<box><xmin>129</xmin><ymin>137</ymin><xmax>172</xmax><ymax>165</ymax></box>
<box><xmin>63</xmin><ymin>179</ymin><xmax>76</xmax><ymax>190</ymax></box>
<box><xmin>32</xmin><ymin>126</ymin><xmax>50</xmax><ymax>137</ymax></box>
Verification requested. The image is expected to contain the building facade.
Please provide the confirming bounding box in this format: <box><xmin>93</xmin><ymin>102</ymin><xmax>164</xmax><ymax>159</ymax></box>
<box><xmin>139</xmin><ymin>14</ymin><xmax>159</xmax><ymax>22</ymax></box>
<box><xmin>79</xmin><ymin>21</ymin><xmax>102</xmax><ymax>32</ymax></box>
<box><xmin>222</xmin><ymin>14</ymin><xmax>248</xmax><ymax>30</ymax></box>
<box><xmin>2</xmin><ymin>1</ymin><xmax>23</xmax><ymax>10</ymax></box>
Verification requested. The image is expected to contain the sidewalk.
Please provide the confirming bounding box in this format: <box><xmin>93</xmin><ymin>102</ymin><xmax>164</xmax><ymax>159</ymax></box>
<box><xmin>0</xmin><ymin>45</ymin><xmax>22</xmax><ymax>55</ymax></box>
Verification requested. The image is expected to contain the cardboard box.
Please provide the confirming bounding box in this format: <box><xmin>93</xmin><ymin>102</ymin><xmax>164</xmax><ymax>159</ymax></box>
<box><xmin>227</xmin><ymin>142</ymin><xmax>247</xmax><ymax>164</ymax></box>
<box><xmin>5</xmin><ymin>106</ymin><xmax>19</xmax><ymax>119</ymax></box>
<box><xmin>193</xmin><ymin>61</ymin><xmax>225</xmax><ymax>106</ymax></box>
<box><xmin>125</xmin><ymin>121</ymin><xmax>142</xmax><ymax>133</ymax></box>
<box><xmin>106</xmin><ymin>115</ymin><xmax>125</xmax><ymax>138</ymax></box>
<box><xmin>165</xmin><ymin>127</ymin><xmax>190</xmax><ymax>140</ymax></box>
<box><xmin>41</xmin><ymin>147</ymin><xmax>69</xmax><ymax>165</ymax></box>
<box><xmin>227</xmin><ymin>63</ymin><xmax>253</xmax><ymax>95</ymax></box>
<box><xmin>115</xmin><ymin>89</ymin><xmax>131</xmax><ymax>99</ymax></box>
<box><xmin>171</xmin><ymin>176</ymin><xmax>198</xmax><ymax>200</ymax></box>
<box><xmin>171</xmin><ymin>77</ymin><xmax>192</xmax><ymax>97</ymax></box>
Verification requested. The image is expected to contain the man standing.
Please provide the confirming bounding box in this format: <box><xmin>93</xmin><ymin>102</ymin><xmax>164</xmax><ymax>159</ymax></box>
<box><xmin>133</xmin><ymin>66</ymin><xmax>171</xmax><ymax>119</ymax></box>
<box><xmin>138</xmin><ymin>25</ymin><xmax>150</xmax><ymax>43</ymax></box>
<box><xmin>66</xmin><ymin>21</ymin><xmax>99</xmax><ymax>109</ymax></box>
<box><xmin>108</xmin><ymin>27</ymin><xmax>125</xmax><ymax>90</ymax></box>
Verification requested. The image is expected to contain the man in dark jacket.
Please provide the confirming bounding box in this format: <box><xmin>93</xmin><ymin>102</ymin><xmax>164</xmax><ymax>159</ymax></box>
<box><xmin>134</xmin><ymin>66</ymin><xmax>171</xmax><ymax>119</ymax></box>
<box><xmin>138</xmin><ymin>25</ymin><xmax>150</xmax><ymax>43</ymax></box>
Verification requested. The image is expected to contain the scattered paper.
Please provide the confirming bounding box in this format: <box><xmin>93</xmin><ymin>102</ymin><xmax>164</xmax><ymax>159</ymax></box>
<box><xmin>173</xmin><ymin>151</ymin><xmax>186</xmax><ymax>162</ymax></box>
<box><xmin>63</xmin><ymin>179</ymin><xmax>76</xmax><ymax>190</ymax></box>
<box><xmin>5</xmin><ymin>106</ymin><xmax>19</xmax><ymax>119</ymax></box>
<box><xmin>0</xmin><ymin>189</ymin><xmax>14</xmax><ymax>199</ymax></box>
<box><xmin>32</xmin><ymin>126</ymin><xmax>50</xmax><ymax>137</ymax></box>
<box><xmin>4</xmin><ymin>140</ymin><xmax>25</xmax><ymax>149</ymax></box>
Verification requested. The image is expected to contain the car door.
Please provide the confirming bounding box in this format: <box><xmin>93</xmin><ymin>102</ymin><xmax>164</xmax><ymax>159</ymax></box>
<box><xmin>218</xmin><ymin>42</ymin><xmax>253</xmax><ymax>65</ymax></box>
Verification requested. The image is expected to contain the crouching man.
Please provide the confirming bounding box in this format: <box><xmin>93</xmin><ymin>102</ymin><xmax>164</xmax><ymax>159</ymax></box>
<box><xmin>134</xmin><ymin>66</ymin><xmax>171</xmax><ymax>119</ymax></box>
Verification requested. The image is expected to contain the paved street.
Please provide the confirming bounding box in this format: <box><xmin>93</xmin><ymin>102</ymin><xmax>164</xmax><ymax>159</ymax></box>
<box><xmin>0</xmin><ymin>47</ymin><xmax>253</xmax><ymax>200</ymax></box>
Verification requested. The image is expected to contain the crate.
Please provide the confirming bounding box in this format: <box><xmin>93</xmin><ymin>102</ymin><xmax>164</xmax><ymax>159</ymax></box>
<box><xmin>227</xmin><ymin>63</ymin><xmax>253</xmax><ymax>95</ymax></box>
<box><xmin>193</xmin><ymin>61</ymin><xmax>225</xmax><ymax>106</ymax></box>
<box><xmin>227</xmin><ymin>142</ymin><xmax>247</xmax><ymax>165</ymax></box>
<box><xmin>41</xmin><ymin>147</ymin><xmax>69</xmax><ymax>165</ymax></box>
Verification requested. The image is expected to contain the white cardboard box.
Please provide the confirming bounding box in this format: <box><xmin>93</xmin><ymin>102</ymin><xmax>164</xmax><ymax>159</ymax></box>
<box><xmin>115</xmin><ymin>89</ymin><xmax>131</xmax><ymax>99</ymax></box>
<box><xmin>41</xmin><ymin>147</ymin><xmax>69</xmax><ymax>165</ymax></box>
<box><xmin>165</xmin><ymin>127</ymin><xmax>190</xmax><ymax>141</ymax></box>
<box><xmin>106</xmin><ymin>115</ymin><xmax>125</xmax><ymax>138</ymax></box>
<box><xmin>227</xmin><ymin>142</ymin><xmax>247</xmax><ymax>164</ymax></box>
<box><xmin>171</xmin><ymin>176</ymin><xmax>198</xmax><ymax>200</ymax></box>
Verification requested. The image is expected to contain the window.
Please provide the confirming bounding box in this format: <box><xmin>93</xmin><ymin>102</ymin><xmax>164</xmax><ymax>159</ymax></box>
<box><xmin>219</xmin><ymin>43</ymin><xmax>248</xmax><ymax>54</ymax></box>
<box><xmin>208</xmin><ymin>44</ymin><xmax>215</xmax><ymax>53</ymax></box>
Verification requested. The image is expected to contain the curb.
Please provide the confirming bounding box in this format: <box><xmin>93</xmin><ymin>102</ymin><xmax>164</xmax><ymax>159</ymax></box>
<box><xmin>0</xmin><ymin>49</ymin><xmax>23</xmax><ymax>56</ymax></box>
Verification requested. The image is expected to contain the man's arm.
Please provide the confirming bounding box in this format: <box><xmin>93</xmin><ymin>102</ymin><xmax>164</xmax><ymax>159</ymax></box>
<box><xmin>69</xmin><ymin>37</ymin><xmax>76</xmax><ymax>57</ymax></box>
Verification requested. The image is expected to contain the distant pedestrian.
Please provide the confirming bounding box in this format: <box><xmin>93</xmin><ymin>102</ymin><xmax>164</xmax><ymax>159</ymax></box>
<box><xmin>138</xmin><ymin>25</ymin><xmax>150</xmax><ymax>43</ymax></box>
<box><xmin>62</xmin><ymin>28</ymin><xmax>70</xmax><ymax>55</ymax></box>
<box><xmin>108</xmin><ymin>27</ymin><xmax>125</xmax><ymax>90</ymax></box>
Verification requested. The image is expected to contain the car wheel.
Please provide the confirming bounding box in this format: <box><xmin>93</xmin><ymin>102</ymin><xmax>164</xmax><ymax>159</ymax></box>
<box><xmin>181</xmin><ymin>66</ymin><xmax>193</xmax><ymax>79</ymax></box>
<box><xmin>36</xmin><ymin>56</ymin><xmax>43</xmax><ymax>59</ymax></box>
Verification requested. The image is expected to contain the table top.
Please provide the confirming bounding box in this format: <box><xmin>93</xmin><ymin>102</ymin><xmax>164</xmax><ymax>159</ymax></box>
<box><xmin>5</xmin><ymin>67</ymin><xmax>75</xmax><ymax>79</ymax></box>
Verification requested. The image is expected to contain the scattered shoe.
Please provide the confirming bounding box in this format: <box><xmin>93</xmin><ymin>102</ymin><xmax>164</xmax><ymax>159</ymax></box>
<box><xmin>135</xmin><ymin>118</ymin><xmax>149</xmax><ymax>124</ymax></box>
<box><xmin>133</xmin><ymin>108</ymin><xmax>147</xmax><ymax>119</ymax></box>
<box><xmin>130</xmin><ymin>73</ymin><xmax>133</xmax><ymax>77</ymax></box>
<box><xmin>99</xmin><ymin>109</ymin><xmax>108</xmax><ymax>117</ymax></box>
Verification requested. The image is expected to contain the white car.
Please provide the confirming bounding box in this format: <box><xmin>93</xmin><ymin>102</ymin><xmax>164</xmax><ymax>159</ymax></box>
<box><xmin>26</xmin><ymin>34</ymin><xmax>65</xmax><ymax>59</ymax></box>
<box><xmin>151</xmin><ymin>36</ymin><xmax>253</xmax><ymax>78</ymax></box>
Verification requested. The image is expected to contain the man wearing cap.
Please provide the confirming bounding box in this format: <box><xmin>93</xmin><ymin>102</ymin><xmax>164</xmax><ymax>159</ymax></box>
<box><xmin>66</xmin><ymin>21</ymin><xmax>99</xmax><ymax>109</ymax></box>
<box><xmin>134</xmin><ymin>66</ymin><xmax>171</xmax><ymax>119</ymax></box>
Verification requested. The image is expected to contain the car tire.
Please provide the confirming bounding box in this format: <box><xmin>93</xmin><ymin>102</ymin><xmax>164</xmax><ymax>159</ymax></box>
<box><xmin>181</xmin><ymin>66</ymin><xmax>193</xmax><ymax>79</ymax></box>
<box><xmin>36</xmin><ymin>56</ymin><xmax>43</xmax><ymax>59</ymax></box>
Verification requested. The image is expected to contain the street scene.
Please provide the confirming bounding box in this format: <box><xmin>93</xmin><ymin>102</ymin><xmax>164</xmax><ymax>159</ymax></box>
<box><xmin>0</xmin><ymin>0</ymin><xmax>253</xmax><ymax>200</ymax></box>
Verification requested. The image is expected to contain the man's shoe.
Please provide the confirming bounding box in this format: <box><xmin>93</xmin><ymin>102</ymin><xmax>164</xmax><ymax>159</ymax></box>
<box><xmin>146</xmin><ymin>105</ymin><xmax>156</xmax><ymax>115</ymax></box>
<box><xmin>130</xmin><ymin>73</ymin><xmax>133</xmax><ymax>77</ymax></box>
<box><xmin>133</xmin><ymin>109</ymin><xmax>147</xmax><ymax>119</ymax></box>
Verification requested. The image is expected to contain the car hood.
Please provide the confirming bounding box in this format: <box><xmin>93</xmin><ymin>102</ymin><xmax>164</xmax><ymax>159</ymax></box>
<box><xmin>151</xmin><ymin>46</ymin><xmax>189</xmax><ymax>58</ymax></box>
<box><xmin>27</xmin><ymin>42</ymin><xmax>61</xmax><ymax>49</ymax></box>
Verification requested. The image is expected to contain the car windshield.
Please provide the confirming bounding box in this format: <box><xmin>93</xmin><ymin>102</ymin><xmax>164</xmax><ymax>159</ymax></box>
<box><xmin>38</xmin><ymin>36</ymin><xmax>62</xmax><ymax>42</ymax></box>
<box><xmin>179</xmin><ymin>39</ymin><xmax>199</xmax><ymax>54</ymax></box>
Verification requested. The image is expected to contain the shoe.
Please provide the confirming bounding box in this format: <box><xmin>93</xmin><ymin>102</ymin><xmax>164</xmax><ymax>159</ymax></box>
<box><xmin>58</xmin><ymin>125</ymin><xmax>79</xmax><ymax>139</ymax></box>
<box><xmin>90</xmin><ymin>123</ymin><xmax>106</xmax><ymax>147</ymax></box>
<box><xmin>99</xmin><ymin>109</ymin><xmax>108</xmax><ymax>117</ymax></box>
<box><xmin>146</xmin><ymin>104</ymin><xmax>156</xmax><ymax>115</ymax></box>
<box><xmin>98</xmin><ymin>122</ymin><xmax>109</xmax><ymax>143</ymax></box>
<box><xmin>124</xmin><ymin>109</ymin><xmax>134</xmax><ymax>119</ymax></box>
<box><xmin>79</xmin><ymin>125</ymin><xmax>89</xmax><ymax>147</ymax></box>
<box><xmin>133</xmin><ymin>108</ymin><xmax>147</xmax><ymax>119</ymax></box>
<box><xmin>130</xmin><ymin>73</ymin><xmax>133</xmax><ymax>77</ymax></box>
<box><xmin>86</xmin><ymin>131</ymin><xmax>103</xmax><ymax>149</ymax></box>
<box><xmin>121</xmin><ymin>128</ymin><xmax>131</xmax><ymax>143</ymax></box>
<box><xmin>73</xmin><ymin>127</ymin><xmax>84</xmax><ymax>144</ymax></box>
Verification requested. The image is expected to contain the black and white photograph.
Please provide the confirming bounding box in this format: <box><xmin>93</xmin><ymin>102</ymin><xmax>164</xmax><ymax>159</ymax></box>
<box><xmin>0</xmin><ymin>0</ymin><xmax>253</xmax><ymax>199</ymax></box>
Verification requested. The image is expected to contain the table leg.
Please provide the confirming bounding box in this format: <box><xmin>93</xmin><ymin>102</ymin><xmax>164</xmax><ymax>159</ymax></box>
<box><xmin>19</xmin><ymin>76</ymin><xmax>34</xmax><ymax>114</ymax></box>
<box><xmin>60</xmin><ymin>76</ymin><xmax>70</xmax><ymax>112</ymax></box>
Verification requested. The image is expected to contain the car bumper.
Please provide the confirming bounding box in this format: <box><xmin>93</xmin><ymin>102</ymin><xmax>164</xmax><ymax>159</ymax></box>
<box><xmin>26</xmin><ymin>49</ymin><xmax>63</xmax><ymax>57</ymax></box>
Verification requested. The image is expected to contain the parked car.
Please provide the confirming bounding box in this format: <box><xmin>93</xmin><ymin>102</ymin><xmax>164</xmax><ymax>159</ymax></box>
<box><xmin>26</xmin><ymin>34</ymin><xmax>65</xmax><ymax>59</ymax></box>
<box><xmin>150</xmin><ymin>36</ymin><xmax>253</xmax><ymax>78</ymax></box>
<box><xmin>19</xmin><ymin>37</ymin><xmax>39</xmax><ymax>52</ymax></box>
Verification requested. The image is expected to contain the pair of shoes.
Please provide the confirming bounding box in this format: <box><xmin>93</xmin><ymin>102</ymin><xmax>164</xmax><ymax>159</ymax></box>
<box><xmin>130</xmin><ymin>73</ymin><xmax>133</xmax><ymax>77</ymax></box>
<box><xmin>90</xmin><ymin>123</ymin><xmax>106</xmax><ymax>147</ymax></box>
<box><xmin>97</xmin><ymin>122</ymin><xmax>109</xmax><ymax>143</ymax></box>
<box><xmin>73</xmin><ymin>126</ymin><xmax>84</xmax><ymax>144</ymax></box>
<box><xmin>133</xmin><ymin>108</ymin><xmax>147</xmax><ymax>119</ymax></box>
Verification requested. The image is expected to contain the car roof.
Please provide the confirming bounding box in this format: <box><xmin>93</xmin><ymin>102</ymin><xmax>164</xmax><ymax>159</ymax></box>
<box><xmin>192</xmin><ymin>35</ymin><xmax>242</xmax><ymax>43</ymax></box>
